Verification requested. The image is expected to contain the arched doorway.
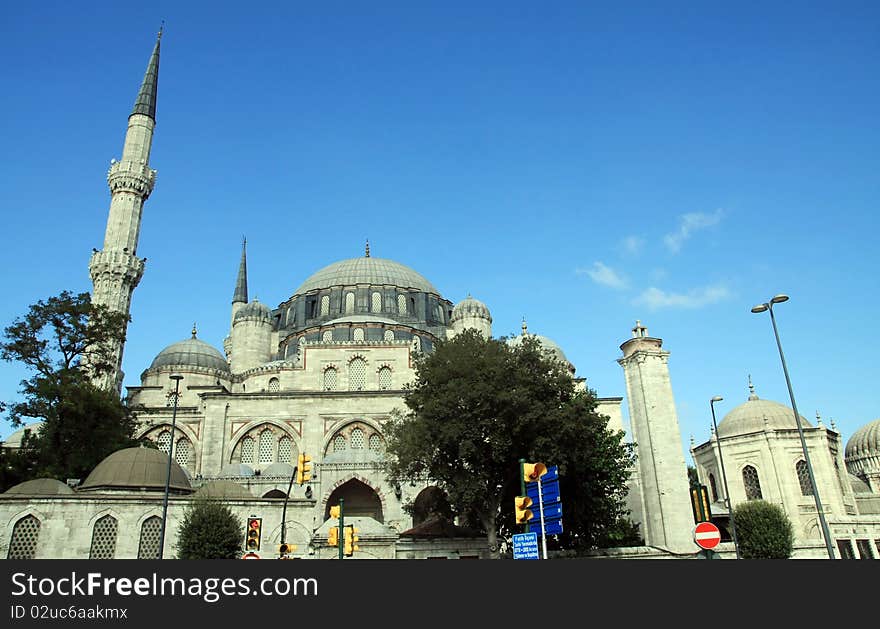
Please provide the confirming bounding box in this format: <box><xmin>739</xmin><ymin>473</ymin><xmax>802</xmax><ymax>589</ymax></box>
<box><xmin>324</xmin><ymin>479</ymin><xmax>383</xmax><ymax>523</ymax></box>
<box><xmin>412</xmin><ymin>486</ymin><xmax>452</xmax><ymax>527</ymax></box>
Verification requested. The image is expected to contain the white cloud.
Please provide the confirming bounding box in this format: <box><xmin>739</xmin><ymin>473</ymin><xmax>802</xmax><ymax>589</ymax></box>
<box><xmin>634</xmin><ymin>283</ymin><xmax>731</xmax><ymax>310</ymax></box>
<box><xmin>663</xmin><ymin>208</ymin><xmax>724</xmax><ymax>253</ymax></box>
<box><xmin>620</xmin><ymin>235</ymin><xmax>644</xmax><ymax>256</ymax></box>
<box><xmin>576</xmin><ymin>261</ymin><xmax>628</xmax><ymax>290</ymax></box>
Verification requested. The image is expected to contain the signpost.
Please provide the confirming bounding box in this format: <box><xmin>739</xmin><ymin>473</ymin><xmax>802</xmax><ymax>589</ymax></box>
<box><xmin>512</xmin><ymin>532</ymin><xmax>540</xmax><ymax>560</ymax></box>
<box><xmin>694</xmin><ymin>521</ymin><xmax>721</xmax><ymax>558</ymax></box>
<box><xmin>524</xmin><ymin>464</ymin><xmax>563</xmax><ymax>558</ymax></box>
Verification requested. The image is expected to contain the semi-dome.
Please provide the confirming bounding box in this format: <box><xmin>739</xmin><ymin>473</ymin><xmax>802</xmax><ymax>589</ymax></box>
<box><xmin>451</xmin><ymin>295</ymin><xmax>492</xmax><ymax>322</ymax></box>
<box><xmin>218</xmin><ymin>463</ymin><xmax>255</xmax><ymax>478</ymax></box>
<box><xmin>717</xmin><ymin>384</ymin><xmax>811</xmax><ymax>438</ymax></box>
<box><xmin>80</xmin><ymin>446</ymin><xmax>192</xmax><ymax>492</ymax></box>
<box><xmin>150</xmin><ymin>332</ymin><xmax>230</xmax><ymax>373</ymax></box>
<box><xmin>261</xmin><ymin>462</ymin><xmax>296</xmax><ymax>478</ymax></box>
<box><xmin>4</xmin><ymin>478</ymin><xmax>75</xmax><ymax>495</ymax></box>
<box><xmin>293</xmin><ymin>256</ymin><xmax>439</xmax><ymax>296</ymax></box>
<box><xmin>195</xmin><ymin>480</ymin><xmax>253</xmax><ymax>500</ymax></box>
<box><xmin>234</xmin><ymin>299</ymin><xmax>272</xmax><ymax>322</ymax></box>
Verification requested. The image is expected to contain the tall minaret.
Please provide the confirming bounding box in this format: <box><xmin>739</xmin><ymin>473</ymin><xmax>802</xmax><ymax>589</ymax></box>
<box><xmin>89</xmin><ymin>30</ymin><xmax>162</xmax><ymax>392</ymax></box>
<box><xmin>224</xmin><ymin>238</ymin><xmax>248</xmax><ymax>361</ymax></box>
<box><xmin>618</xmin><ymin>321</ymin><xmax>695</xmax><ymax>554</ymax></box>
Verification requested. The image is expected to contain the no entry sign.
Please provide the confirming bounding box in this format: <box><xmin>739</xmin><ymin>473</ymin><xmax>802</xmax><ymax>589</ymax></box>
<box><xmin>693</xmin><ymin>522</ymin><xmax>721</xmax><ymax>550</ymax></box>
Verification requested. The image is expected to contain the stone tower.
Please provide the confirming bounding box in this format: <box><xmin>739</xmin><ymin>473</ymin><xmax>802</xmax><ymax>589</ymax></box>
<box><xmin>89</xmin><ymin>31</ymin><xmax>161</xmax><ymax>391</ymax></box>
<box><xmin>618</xmin><ymin>321</ymin><xmax>695</xmax><ymax>554</ymax></box>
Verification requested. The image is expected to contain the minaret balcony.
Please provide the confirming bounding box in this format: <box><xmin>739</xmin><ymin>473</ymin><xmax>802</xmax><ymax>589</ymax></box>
<box><xmin>107</xmin><ymin>161</ymin><xmax>156</xmax><ymax>196</ymax></box>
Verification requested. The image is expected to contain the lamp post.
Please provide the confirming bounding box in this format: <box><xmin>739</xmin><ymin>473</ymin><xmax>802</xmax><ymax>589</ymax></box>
<box><xmin>751</xmin><ymin>294</ymin><xmax>836</xmax><ymax>559</ymax></box>
<box><xmin>710</xmin><ymin>396</ymin><xmax>740</xmax><ymax>559</ymax></box>
<box><xmin>158</xmin><ymin>374</ymin><xmax>183</xmax><ymax>560</ymax></box>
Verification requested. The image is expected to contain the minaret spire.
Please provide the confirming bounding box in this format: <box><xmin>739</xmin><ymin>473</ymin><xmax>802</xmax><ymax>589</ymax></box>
<box><xmin>233</xmin><ymin>237</ymin><xmax>248</xmax><ymax>304</ymax></box>
<box><xmin>88</xmin><ymin>32</ymin><xmax>163</xmax><ymax>392</ymax></box>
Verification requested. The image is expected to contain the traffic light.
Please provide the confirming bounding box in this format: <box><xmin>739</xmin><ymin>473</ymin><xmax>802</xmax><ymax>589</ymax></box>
<box><xmin>296</xmin><ymin>453</ymin><xmax>312</xmax><ymax>485</ymax></box>
<box><xmin>278</xmin><ymin>542</ymin><xmax>296</xmax><ymax>556</ymax></box>
<box><xmin>343</xmin><ymin>526</ymin><xmax>360</xmax><ymax>556</ymax></box>
<box><xmin>327</xmin><ymin>526</ymin><xmax>339</xmax><ymax>547</ymax></box>
<box><xmin>246</xmin><ymin>517</ymin><xmax>262</xmax><ymax>551</ymax></box>
<box><xmin>691</xmin><ymin>485</ymin><xmax>712</xmax><ymax>523</ymax></box>
<box><xmin>514</xmin><ymin>495</ymin><xmax>534</xmax><ymax>524</ymax></box>
<box><xmin>523</xmin><ymin>462</ymin><xmax>548</xmax><ymax>483</ymax></box>
<box><xmin>329</xmin><ymin>505</ymin><xmax>341</xmax><ymax>520</ymax></box>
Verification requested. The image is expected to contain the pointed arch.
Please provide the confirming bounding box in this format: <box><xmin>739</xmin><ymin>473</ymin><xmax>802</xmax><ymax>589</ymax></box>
<box><xmin>323</xmin><ymin>477</ymin><xmax>385</xmax><ymax>523</ymax></box>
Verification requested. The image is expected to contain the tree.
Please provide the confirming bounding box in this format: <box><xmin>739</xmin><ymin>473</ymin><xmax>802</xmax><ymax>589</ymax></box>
<box><xmin>732</xmin><ymin>500</ymin><xmax>795</xmax><ymax>559</ymax></box>
<box><xmin>176</xmin><ymin>498</ymin><xmax>244</xmax><ymax>559</ymax></box>
<box><xmin>384</xmin><ymin>328</ymin><xmax>637</xmax><ymax>557</ymax></box>
<box><xmin>688</xmin><ymin>465</ymin><xmax>700</xmax><ymax>490</ymax></box>
<box><xmin>0</xmin><ymin>290</ymin><xmax>141</xmax><ymax>487</ymax></box>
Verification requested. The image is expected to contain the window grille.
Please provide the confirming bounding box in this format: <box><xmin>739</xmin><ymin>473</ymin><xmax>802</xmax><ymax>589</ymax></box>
<box><xmin>320</xmin><ymin>295</ymin><xmax>330</xmax><ymax>316</ymax></box>
<box><xmin>742</xmin><ymin>465</ymin><xmax>763</xmax><ymax>500</ymax></box>
<box><xmin>369</xmin><ymin>434</ymin><xmax>383</xmax><ymax>453</ymax></box>
<box><xmin>349</xmin><ymin>358</ymin><xmax>367</xmax><ymax>390</ymax></box>
<box><xmin>137</xmin><ymin>517</ymin><xmax>162</xmax><ymax>559</ymax></box>
<box><xmin>334</xmin><ymin>435</ymin><xmax>346</xmax><ymax>452</ymax></box>
<box><xmin>278</xmin><ymin>437</ymin><xmax>292</xmax><ymax>464</ymax></box>
<box><xmin>175</xmin><ymin>437</ymin><xmax>192</xmax><ymax>469</ymax></box>
<box><xmin>157</xmin><ymin>431</ymin><xmax>171</xmax><ymax>454</ymax></box>
<box><xmin>268</xmin><ymin>377</ymin><xmax>280</xmax><ymax>392</ymax></box>
<box><xmin>322</xmin><ymin>331</ymin><xmax>333</xmax><ymax>343</ymax></box>
<box><xmin>323</xmin><ymin>367</ymin><xmax>338</xmax><ymax>391</ymax></box>
<box><xmin>240</xmin><ymin>436</ymin><xmax>255</xmax><ymax>464</ymax></box>
<box><xmin>372</xmin><ymin>292</ymin><xmax>382</xmax><ymax>312</ymax></box>
<box><xmin>353</xmin><ymin>328</ymin><xmax>365</xmax><ymax>342</ymax></box>
<box><xmin>351</xmin><ymin>428</ymin><xmax>365</xmax><ymax>449</ymax></box>
<box><xmin>378</xmin><ymin>366</ymin><xmax>392</xmax><ymax>390</ymax></box>
<box><xmin>89</xmin><ymin>515</ymin><xmax>118</xmax><ymax>559</ymax></box>
<box><xmin>345</xmin><ymin>293</ymin><xmax>355</xmax><ymax>313</ymax></box>
<box><xmin>795</xmin><ymin>460</ymin><xmax>813</xmax><ymax>496</ymax></box>
<box><xmin>398</xmin><ymin>294</ymin><xmax>407</xmax><ymax>314</ymax></box>
<box><xmin>259</xmin><ymin>430</ymin><xmax>274</xmax><ymax>464</ymax></box>
<box><xmin>384</xmin><ymin>330</ymin><xmax>394</xmax><ymax>341</ymax></box>
<box><xmin>7</xmin><ymin>515</ymin><xmax>40</xmax><ymax>559</ymax></box>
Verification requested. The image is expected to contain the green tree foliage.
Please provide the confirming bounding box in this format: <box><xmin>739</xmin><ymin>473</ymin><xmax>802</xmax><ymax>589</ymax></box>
<box><xmin>176</xmin><ymin>499</ymin><xmax>244</xmax><ymax>559</ymax></box>
<box><xmin>384</xmin><ymin>329</ymin><xmax>637</xmax><ymax>556</ymax></box>
<box><xmin>688</xmin><ymin>465</ymin><xmax>700</xmax><ymax>490</ymax></box>
<box><xmin>732</xmin><ymin>500</ymin><xmax>795</xmax><ymax>559</ymax></box>
<box><xmin>0</xmin><ymin>291</ymin><xmax>141</xmax><ymax>488</ymax></box>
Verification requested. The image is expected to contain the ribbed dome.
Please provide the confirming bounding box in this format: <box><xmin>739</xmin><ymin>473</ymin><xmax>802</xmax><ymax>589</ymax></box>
<box><xmin>150</xmin><ymin>336</ymin><xmax>230</xmax><ymax>373</ymax></box>
<box><xmin>717</xmin><ymin>387</ymin><xmax>811</xmax><ymax>438</ymax></box>
<box><xmin>451</xmin><ymin>295</ymin><xmax>492</xmax><ymax>322</ymax></box>
<box><xmin>80</xmin><ymin>446</ymin><xmax>192</xmax><ymax>492</ymax></box>
<box><xmin>234</xmin><ymin>299</ymin><xmax>272</xmax><ymax>322</ymax></box>
<box><xmin>845</xmin><ymin>418</ymin><xmax>880</xmax><ymax>479</ymax></box>
<box><xmin>294</xmin><ymin>256</ymin><xmax>439</xmax><ymax>295</ymax></box>
<box><xmin>4</xmin><ymin>478</ymin><xmax>74</xmax><ymax>495</ymax></box>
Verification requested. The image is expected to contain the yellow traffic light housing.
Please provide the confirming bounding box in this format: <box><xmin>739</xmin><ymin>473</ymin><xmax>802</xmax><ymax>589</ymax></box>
<box><xmin>329</xmin><ymin>505</ymin><xmax>341</xmax><ymax>520</ymax></box>
<box><xmin>297</xmin><ymin>453</ymin><xmax>312</xmax><ymax>485</ymax></box>
<box><xmin>246</xmin><ymin>517</ymin><xmax>262</xmax><ymax>551</ymax></box>
<box><xmin>278</xmin><ymin>542</ymin><xmax>296</xmax><ymax>555</ymax></box>
<box><xmin>343</xmin><ymin>526</ymin><xmax>360</xmax><ymax>556</ymax></box>
<box><xmin>514</xmin><ymin>496</ymin><xmax>534</xmax><ymax>524</ymax></box>
<box><xmin>523</xmin><ymin>462</ymin><xmax>548</xmax><ymax>483</ymax></box>
<box><xmin>327</xmin><ymin>526</ymin><xmax>339</xmax><ymax>547</ymax></box>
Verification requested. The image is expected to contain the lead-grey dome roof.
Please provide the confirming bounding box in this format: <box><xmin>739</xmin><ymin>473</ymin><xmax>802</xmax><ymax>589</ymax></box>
<box><xmin>507</xmin><ymin>332</ymin><xmax>572</xmax><ymax>370</ymax></box>
<box><xmin>717</xmin><ymin>386</ymin><xmax>811</xmax><ymax>438</ymax></box>
<box><xmin>451</xmin><ymin>295</ymin><xmax>492</xmax><ymax>322</ymax></box>
<box><xmin>80</xmin><ymin>446</ymin><xmax>192</xmax><ymax>492</ymax></box>
<box><xmin>845</xmin><ymin>418</ymin><xmax>880</xmax><ymax>477</ymax></box>
<box><xmin>4</xmin><ymin>478</ymin><xmax>75</xmax><ymax>495</ymax></box>
<box><xmin>294</xmin><ymin>257</ymin><xmax>439</xmax><ymax>295</ymax></box>
<box><xmin>150</xmin><ymin>336</ymin><xmax>230</xmax><ymax>373</ymax></box>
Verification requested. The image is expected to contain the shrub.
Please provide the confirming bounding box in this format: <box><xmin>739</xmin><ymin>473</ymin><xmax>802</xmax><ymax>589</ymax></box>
<box><xmin>176</xmin><ymin>498</ymin><xmax>243</xmax><ymax>559</ymax></box>
<box><xmin>732</xmin><ymin>500</ymin><xmax>794</xmax><ymax>559</ymax></box>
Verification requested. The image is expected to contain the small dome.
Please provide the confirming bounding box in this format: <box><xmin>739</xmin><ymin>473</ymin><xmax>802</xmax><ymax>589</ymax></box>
<box><xmin>195</xmin><ymin>480</ymin><xmax>253</xmax><ymax>500</ymax></box>
<box><xmin>294</xmin><ymin>256</ymin><xmax>439</xmax><ymax>295</ymax></box>
<box><xmin>261</xmin><ymin>462</ymin><xmax>296</xmax><ymax>478</ymax></box>
<box><xmin>4</xmin><ymin>478</ymin><xmax>75</xmax><ymax>495</ymax></box>
<box><xmin>845</xmin><ymin>418</ymin><xmax>880</xmax><ymax>476</ymax></box>
<box><xmin>80</xmin><ymin>446</ymin><xmax>192</xmax><ymax>492</ymax></box>
<box><xmin>234</xmin><ymin>299</ymin><xmax>272</xmax><ymax>322</ymax></box>
<box><xmin>218</xmin><ymin>463</ymin><xmax>255</xmax><ymax>478</ymax></box>
<box><xmin>2</xmin><ymin>422</ymin><xmax>43</xmax><ymax>448</ymax></box>
<box><xmin>507</xmin><ymin>328</ymin><xmax>573</xmax><ymax>371</ymax></box>
<box><xmin>150</xmin><ymin>335</ymin><xmax>230</xmax><ymax>373</ymax></box>
<box><xmin>717</xmin><ymin>385</ymin><xmax>811</xmax><ymax>438</ymax></box>
<box><xmin>451</xmin><ymin>295</ymin><xmax>492</xmax><ymax>323</ymax></box>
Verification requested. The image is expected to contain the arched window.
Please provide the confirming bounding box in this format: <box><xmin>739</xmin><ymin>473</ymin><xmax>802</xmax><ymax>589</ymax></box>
<box><xmin>7</xmin><ymin>515</ymin><xmax>40</xmax><ymax>559</ymax></box>
<box><xmin>320</xmin><ymin>295</ymin><xmax>330</xmax><ymax>316</ymax></box>
<box><xmin>369</xmin><ymin>434</ymin><xmax>383</xmax><ymax>453</ymax></box>
<box><xmin>709</xmin><ymin>473</ymin><xmax>718</xmax><ymax>501</ymax></box>
<box><xmin>398</xmin><ymin>294</ymin><xmax>407</xmax><ymax>314</ymax></box>
<box><xmin>137</xmin><ymin>516</ymin><xmax>162</xmax><ymax>559</ymax></box>
<box><xmin>323</xmin><ymin>367</ymin><xmax>338</xmax><ymax>391</ymax></box>
<box><xmin>796</xmin><ymin>460</ymin><xmax>814</xmax><ymax>496</ymax></box>
<box><xmin>742</xmin><ymin>465</ymin><xmax>763</xmax><ymax>500</ymax></box>
<box><xmin>353</xmin><ymin>328</ymin><xmax>365</xmax><ymax>342</ymax></box>
<box><xmin>349</xmin><ymin>358</ymin><xmax>367</xmax><ymax>391</ymax></box>
<box><xmin>371</xmin><ymin>292</ymin><xmax>383</xmax><ymax>312</ymax></box>
<box><xmin>175</xmin><ymin>437</ymin><xmax>192</xmax><ymax>470</ymax></box>
<box><xmin>383</xmin><ymin>329</ymin><xmax>394</xmax><ymax>341</ymax></box>
<box><xmin>333</xmin><ymin>435</ymin><xmax>346</xmax><ymax>452</ymax></box>
<box><xmin>258</xmin><ymin>430</ymin><xmax>274</xmax><ymax>464</ymax></box>
<box><xmin>156</xmin><ymin>430</ymin><xmax>171</xmax><ymax>454</ymax></box>
<box><xmin>378</xmin><ymin>366</ymin><xmax>392</xmax><ymax>390</ymax></box>
<box><xmin>435</xmin><ymin>304</ymin><xmax>443</xmax><ymax>322</ymax></box>
<box><xmin>240</xmin><ymin>436</ymin><xmax>255</xmax><ymax>464</ymax></box>
<box><xmin>166</xmin><ymin>391</ymin><xmax>179</xmax><ymax>407</ymax></box>
<box><xmin>345</xmin><ymin>293</ymin><xmax>355</xmax><ymax>313</ymax></box>
<box><xmin>351</xmin><ymin>428</ymin><xmax>365</xmax><ymax>449</ymax></box>
<box><xmin>268</xmin><ymin>377</ymin><xmax>280</xmax><ymax>392</ymax></box>
<box><xmin>411</xmin><ymin>335</ymin><xmax>421</xmax><ymax>353</ymax></box>
<box><xmin>278</xmin><ymin>437</ymin><xmax>292</xmax><ymax>464</ymax></box>
<box><xmin>89</xmin><ymin>515</ymin><xmax>118</xmax><ymax>559</ymax></box>
<box><xmin>322</xmin><ymin>330</ymin><xmax>333</xmax><ymax>343</ymax></box>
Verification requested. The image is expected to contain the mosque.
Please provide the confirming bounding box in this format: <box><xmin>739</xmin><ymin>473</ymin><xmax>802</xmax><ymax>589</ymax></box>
<box><xmin>2</xmin><ymin>33</ymin><xmax>878</xmax><ymax>560</ymax></box>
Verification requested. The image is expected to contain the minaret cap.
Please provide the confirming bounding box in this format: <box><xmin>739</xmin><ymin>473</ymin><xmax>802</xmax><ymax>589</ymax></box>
<box><xmin>233</xmin><ymin>237</ymin><xmax>248</xmax><ymax>304</ymax></box>
<box><xmin>131</xmin><ymin>30</ymin><xmax>161</xmax><ymax>120</ymax></box>
<box><xmin>632</xmin><ymin>320</ymin><xmax>648</xmax><ymax>338</ymax></box>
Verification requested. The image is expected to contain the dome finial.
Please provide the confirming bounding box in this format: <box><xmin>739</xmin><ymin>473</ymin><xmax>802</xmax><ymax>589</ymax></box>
<box><xmin>748</xmin><ymin>374</ymin><xmax>758</xmax><ymax>400</ymax></box>
<box><xmin>192</xmin><ymin>323</ymin><xmax>197</xmax><ymax>339</ymax></box>
<box><xmin>365</xmin><ymin>239</ymin><xmax>370</xmax><ymax>258</ymax></box>
<box><xmin>816</xmin><ymin>410</ymin><xmax>823</xmax><ymax>427</ymax></box>
<box><xmin>521</xmin><ymin>318</ymin><xmax>528</xmax><ymax>335</ymax></box>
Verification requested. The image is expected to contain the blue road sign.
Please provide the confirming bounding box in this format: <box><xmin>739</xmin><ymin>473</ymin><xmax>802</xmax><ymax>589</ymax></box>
<box><xmin>526</xmin><ymin>479</ymin><xmax>560</xmax><ymax>503</ymax></box>
<box><xmin>529</xmin><ymin>503</ymin><xmax>562</xmax><ymax>521</ymax></box>
<box><xmin>541</xmin><ymin>518</ymin><xmax>564</xmax><ymax>535</ymax></box>
<box><xmin>512</xmin><ymin>532</ymin><xmax>540</xmax><ymax>560</ymax></box>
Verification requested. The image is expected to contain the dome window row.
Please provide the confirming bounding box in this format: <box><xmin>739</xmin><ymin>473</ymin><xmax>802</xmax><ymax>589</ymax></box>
<box><xmin>154</xmin><ymin>430</ymin><xmax>195</xmax><ymax>472</ymax></box>
<box><xmin>326</xmin><ymin>422</ymin><xmax>385</xmax><ymax>456</ymax></box>
<box><xmin>322</xmin><ymin>363</ymin><xmax>395</xmax><ymax>391</ymax></box>
<box><xmin>232</xmin><ymin>425</ymin><xmax>297</xmax><ymax>467</ymax></box>
<box><xmin>303</xmin><ymin>289</ymin><xmax>424</xmax><ymax>320</ymax></box>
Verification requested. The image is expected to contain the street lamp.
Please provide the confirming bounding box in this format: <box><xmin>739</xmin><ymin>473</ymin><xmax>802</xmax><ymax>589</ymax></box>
<box><xmin>710</xmin><ymin>396</ymin><xmax>740</xmax><ymax>559</ymax></box>
<box><xmin>751</xmin><ymin>294</ymin><xmax>836</xmax><ymax>559</ymax></box>
<box><xmin>158</xmin><ymin>374</ymin><xmax>183</xmax><ymax>560</ymax></box>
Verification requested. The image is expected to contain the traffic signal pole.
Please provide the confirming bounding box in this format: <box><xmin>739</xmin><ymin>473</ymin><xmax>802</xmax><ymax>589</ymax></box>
<box><xmin>519</xmin><ymin>459</ymin><xmax>528</xmax><ymax>533</ymax></box>
<box><xmin>338</xmin><ymin>498</ymin><xmax>345</xmax><ymax>560</ymax></box>
<box><xmin>279</xmin><ymin>465</ymin><xmax>298</xmax><ymax>557</ymax></box>
<box><xmin>537</xmin><ymin>476</ymin><xmax>548</xmax><ymax>560</ymax></box>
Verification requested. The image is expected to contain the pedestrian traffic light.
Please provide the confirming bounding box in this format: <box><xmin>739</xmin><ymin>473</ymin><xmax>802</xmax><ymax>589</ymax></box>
<box><xmin>343</xmin><ymin>526</ymin><xmax>360</xmax><ymax>556</ymax></box>
<box><xmin>296</xmin><ymin>453</ymin><xmax>312</xmax><ymax>485</ymax></box>
<box><xmin>246</xmin><ymin>517</ymin><xmax>262</xmax><ymax>551</ymax></box>
<box><xmin>329</xmin><ymin>504</ymin><xmax>341</xmax><ymax>520</ymax></box>
<box><xmin>327</xmin><ymin>526</ymin><xmax>339</xmax><ymax>547</ymax></box>
<box><xmin>514</xmin><ymin>496</ymin><xmax>534</xmax><ymax>524</ymax></box>
<box><xmin>278</xmin><ymin>542</ymin><xmax>296</xmax><ymax>556</ymax></box>
<box><xmin>523</xmin><ymin>462</ymin><xmax>548</xmax><ymax>483</ymax></box>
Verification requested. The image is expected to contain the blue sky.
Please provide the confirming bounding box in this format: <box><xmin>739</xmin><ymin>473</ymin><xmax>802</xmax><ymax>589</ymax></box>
<box><xmin>2</xmin><ymin>2</ymin><xmax>878</xmax><ymax>464</ymax></box>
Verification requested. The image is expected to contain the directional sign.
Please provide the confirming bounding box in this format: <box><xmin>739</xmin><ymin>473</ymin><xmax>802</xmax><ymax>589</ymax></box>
<box><xmin>526</xmin><ymin>478</ymin><xmax>560</xmax><ymax>503</ymax></box>
<box><xmin>512</xmin><ymin>533</ymin><xmax>540</xmax><ymax>560</ymax></box>
<box><xmin>694</xmin><ymin>522</ymin><xmax>721</xmax><ymax>550</ymax></box>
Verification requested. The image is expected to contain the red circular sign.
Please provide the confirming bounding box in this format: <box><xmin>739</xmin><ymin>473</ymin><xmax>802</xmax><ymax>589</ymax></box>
<box><xmin>242</xmin><ymin>552</ymin><xmax>261</xmax><ymax>559</ymax></box>
<box><xmin>694</xmin><ymin>522</ymin><xmax>721</xmax><ymax>550</ymax></box>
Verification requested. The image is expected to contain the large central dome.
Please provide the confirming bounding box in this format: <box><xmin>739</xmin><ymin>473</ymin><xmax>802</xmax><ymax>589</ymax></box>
<box><xmin>293</xmin><ymin>256</ymin><xmax>439</xmax><ymax>296</ymax></box>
